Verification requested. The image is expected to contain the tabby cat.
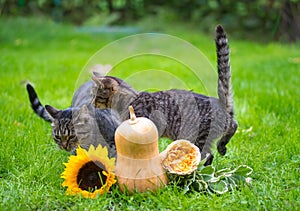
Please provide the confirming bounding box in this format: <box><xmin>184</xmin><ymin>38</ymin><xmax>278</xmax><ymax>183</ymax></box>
<box><xmin>26</xmin><ymin>82</ymin><xmax>121</xmax><ymax>156</ymax></box>
<box><xmin>90</xmin><ymin>25</ymin><xmax>238</xmax><ymax>165</ymax></box>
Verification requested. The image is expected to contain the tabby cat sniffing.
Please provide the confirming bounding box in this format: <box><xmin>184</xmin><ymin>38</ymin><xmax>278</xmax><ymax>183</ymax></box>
<box><xmin>26</xmin><ymin>82</ymin><xmax>121</xmax><ymax>156</ymax></box>
<box><xmin>91</xmin><ymin>25</ymin><xmax>238</xmax><ymax>165</ymax></box>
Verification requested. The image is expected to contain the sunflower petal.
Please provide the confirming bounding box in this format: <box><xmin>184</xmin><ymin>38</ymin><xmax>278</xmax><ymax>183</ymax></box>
<box><xmin>61</xmin><ymin>144</ymin><xmax>116</xmax><ymax>199</ymax></box>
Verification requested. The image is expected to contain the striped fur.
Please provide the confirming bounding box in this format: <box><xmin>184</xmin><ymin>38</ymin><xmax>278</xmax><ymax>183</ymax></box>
<box><xmin>215</xmin><ymin>25</ymin><xmax>234</xmax><ymax>116</ymax></box>
<box><xmin>91</xmin><ymin>73</ymin><xmax>139</xmax><ymax>120</ymax></box>
<box><xmin>26</xmin><ymin>82</ymin><xmax>121</xmax><ymax>156</ymax></box>
<box><xmin>91</xmin><ymin>25</ymin><xmax>238</xmax><ymax>165</ymax></box>
<box><xmin>26</xmin><ymin>84</ymin><xmax>51</xmax><ymax>122</ymax></box>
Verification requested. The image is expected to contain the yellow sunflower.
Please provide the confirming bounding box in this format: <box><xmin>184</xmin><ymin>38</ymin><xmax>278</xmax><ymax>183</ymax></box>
<box><xmin>61</xmin><ymin>145</ymin><xmax>116</xmax><ymax>199</ymax></box>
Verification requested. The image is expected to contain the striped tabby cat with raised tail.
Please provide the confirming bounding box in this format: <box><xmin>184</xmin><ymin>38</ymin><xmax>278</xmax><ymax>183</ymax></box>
<box><xmin>91</xmin><ymin>25</ymin><xmax>238</xmax><ymax>165</ymax></box>
<box><xmin>26</xmin><ymin>81</ymin><xmax>121</xmax><ymax>156</ymax></box>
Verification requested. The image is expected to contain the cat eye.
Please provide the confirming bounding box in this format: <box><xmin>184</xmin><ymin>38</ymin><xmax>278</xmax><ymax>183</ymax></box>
<box><xmin>54</xmin><ymin>135</ymin><xmax>61</xmax><ymax>140</ymax></box>
<box><xmin>68</xmin><ymin>135</ymin><xmax>76</xmax><ymax>140</ymax></box>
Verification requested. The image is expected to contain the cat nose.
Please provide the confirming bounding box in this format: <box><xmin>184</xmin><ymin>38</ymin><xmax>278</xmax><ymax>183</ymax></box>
<box><xmin>62</xmin><ymin>141</ymin><xmax>68</xmax><ymax>149</ymax></box>
<box><xmin>61</xmin><ymin>138</ymin><xmax>70</xmax><ymax>150</ymax></box>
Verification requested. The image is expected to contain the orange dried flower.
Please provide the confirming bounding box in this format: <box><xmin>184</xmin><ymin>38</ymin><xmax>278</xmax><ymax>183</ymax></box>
<box><xmin>161</xmin><ymin>140</ymin><xmax>201</xmax><ymax>175</ymax></box>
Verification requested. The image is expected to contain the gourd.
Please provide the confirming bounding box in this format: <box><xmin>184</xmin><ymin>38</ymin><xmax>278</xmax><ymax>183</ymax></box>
<box><xmin>115</xmin><ymin>106</ymin><xmax>168</xmax><ymax>193</ymax></box>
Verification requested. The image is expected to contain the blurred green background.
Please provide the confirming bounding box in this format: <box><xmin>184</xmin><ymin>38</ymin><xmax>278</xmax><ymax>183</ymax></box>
<box><xmin>1</xmin><ymin>0</ymin><xmax>300</xmax><ymax>42</ymax></box>
<box><xmin>1</xmin><ymin>1</ymin><xmax>299</xmax><ymax>210</ymax></box>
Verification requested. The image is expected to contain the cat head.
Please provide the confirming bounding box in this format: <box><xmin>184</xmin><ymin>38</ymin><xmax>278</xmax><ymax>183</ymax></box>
<box><xmin>45</xmin><ymin>105</ymin><xmax>90</xmax><ymax>152</ymax></box>
<box><xmin>92</xmin><ymin>72</ymin><xmax>119</xmax><ymax>98</ymax></box>
<box><xmin>91</xmin><ymin>73</ymin><xmax>139</xmax><ymax>115</ymax></box>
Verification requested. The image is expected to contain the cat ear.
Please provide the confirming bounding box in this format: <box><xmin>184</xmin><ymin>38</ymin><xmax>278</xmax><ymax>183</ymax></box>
<box><xmin>76</xmin><ymin>105</ymin><xmax>90</xmax><ymax>121</ymax></box>
<box><xmin>80</xmin><ymin>104</ymin><xmax>89</xmax><ymax>114</ymax></box>
<box><xmin>92</xmin><ymin>72</ymin><xmax>104</xmax><ymax>88</ymax></box>
<box><xmin>93</xmin><ymin>71</ymin><xmax>102</xmax><ymax>78</ymax></box>
<box><xmin>45</xmin><ymin>105</ymin><xmax>61</xmax><ymax>119</ymax></box>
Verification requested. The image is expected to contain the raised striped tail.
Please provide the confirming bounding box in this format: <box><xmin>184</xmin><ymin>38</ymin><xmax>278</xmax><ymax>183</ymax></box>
<box><xmin>215</xmin><ymin>25</ymin><xmax>234</xmax><ymax>116</ymax></box>
<box><xmin>26</xmin><ymin>84</ymin><xmax>51</xmax><ymax>122</ymax></box>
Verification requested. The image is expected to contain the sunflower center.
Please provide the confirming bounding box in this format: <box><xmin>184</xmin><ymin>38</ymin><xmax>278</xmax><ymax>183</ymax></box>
<box><xmin>77</xmin><ymin>161</ymin><xmax>107</xmax><ymax>192</ymax></box>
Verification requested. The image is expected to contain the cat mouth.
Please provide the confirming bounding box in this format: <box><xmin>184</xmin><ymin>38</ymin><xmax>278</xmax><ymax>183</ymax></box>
<box><xmin>61</xmin><ymin>140</ymin><xmax>72</xmax><ymax>151</ymax></box>
<box><xmin>60</xmin><ymin>145</ymin><xmax>71</xmax><ymax>151</ymax></box>
<box><xmin>65</xmin><ymin>144</ymin><xmax>75</xmax><ymax>151</ymax></box>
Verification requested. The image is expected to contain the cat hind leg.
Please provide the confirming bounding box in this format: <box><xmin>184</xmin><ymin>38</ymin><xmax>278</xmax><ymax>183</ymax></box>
<box><xmin>217</xmin><ymin>120</ymin><xmax>238</xmax><ymax>156</ymax></box>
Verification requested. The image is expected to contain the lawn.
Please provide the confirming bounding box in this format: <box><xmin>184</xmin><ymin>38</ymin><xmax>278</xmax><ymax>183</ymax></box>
<box><xmin>0</xmin><ymin>17</ymin><xmax>299</xmax><ymax>210</ymax></box>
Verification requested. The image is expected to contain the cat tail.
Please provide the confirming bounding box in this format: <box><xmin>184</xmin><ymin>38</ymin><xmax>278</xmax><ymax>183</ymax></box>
<box><xmin>26</xmin><ymin>84</ymin><xmax>52</xmax><ymax>122</ymax></box>
<box><xmin>215</xmin><ymin>25</ymin><xmax>234</xmax><ymax>117</ymax></box>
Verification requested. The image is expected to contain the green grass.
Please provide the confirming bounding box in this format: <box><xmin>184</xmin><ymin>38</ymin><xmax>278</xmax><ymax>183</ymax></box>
<box><xmin>1</xmin><ymin>17</ymin><xmax>300</xmax><ymax>210</ymax></box>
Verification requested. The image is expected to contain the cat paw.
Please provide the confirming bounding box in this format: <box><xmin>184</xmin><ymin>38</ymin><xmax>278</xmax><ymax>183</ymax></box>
<box><xmin>217</xmin><ymin>144</ymin><xmax>227</xmax><ymax>156</ymax></box>
<box><xmin>204</xmin><ymin>154</ymin><xmax>214</xmax><ymax>166</ymax></box>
